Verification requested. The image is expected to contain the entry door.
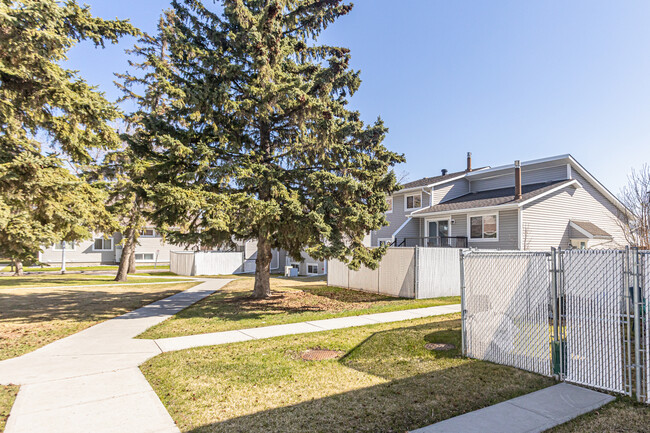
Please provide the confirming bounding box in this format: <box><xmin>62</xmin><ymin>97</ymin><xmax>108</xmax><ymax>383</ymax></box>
<box><xmin>427</xmin><ymin>220</ymin><xmax>450</xmax><ymax>247</ymax></box>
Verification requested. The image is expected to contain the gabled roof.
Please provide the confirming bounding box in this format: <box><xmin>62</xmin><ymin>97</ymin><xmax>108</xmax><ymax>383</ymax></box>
<box><xmin>410</xmin><ymin>180</ymin><xmax>576</xmax><ymax>216</ymax></box>
<box><xmin>400</xmin><ymin>170</ymin><xmax>469</xmax><ymax>190</ymax></box>
<box><xmin>570</xmin><ymin>221</ymin><xmax>612</xmax><ymax>239</ymax></box>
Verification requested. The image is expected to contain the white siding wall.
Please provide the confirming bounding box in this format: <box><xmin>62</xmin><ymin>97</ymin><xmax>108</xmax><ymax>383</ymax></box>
<box><xmin>471</xmin><ymin>165</ymin><xmax>568</xmax><ymax>192</ymax></box>
<box><xmin>522</xmin><ymin>172</ymin><xmax>627</xmax><ymax>250</ymax></box>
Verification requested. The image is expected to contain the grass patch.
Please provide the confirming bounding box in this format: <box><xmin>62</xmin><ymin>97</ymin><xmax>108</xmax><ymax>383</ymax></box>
<box><xmin>142</xmin><ymin>314</ymin><xmax>553</xmax><ymax>433</ymax></box>
<box><xmin>0</xmin><ymin>264</ymin><xmax>170</xmax><ymax>272</ymax></box>
<box><xmin>0</xmin><ymin>282</ymin><xmax>198</xmax><ymax>360</ymax></box>
<box><xmin>549</xmin><ymin>398</ymin><xmax>650</xmax><ymax>432</ymax></box>
<box><xmin>0</xmin><ymin>385</ymin><xmax>18</xmax><ymax>433</ymax></box>
<box><xmin>0</xmin><ymin>274</ymin><xmax>188</xmax><ymax>289</ymax></box>
<box><xmin>139</xmin><ymin>276</ymin><xmax>460</xmax><ymax>339</ymax></box>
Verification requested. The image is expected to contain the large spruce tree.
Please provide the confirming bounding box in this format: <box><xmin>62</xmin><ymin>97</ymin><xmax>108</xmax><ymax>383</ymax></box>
<box><xmin>0</xmin><ymin>0</ymin><xmax>138</xmax><ymax>273</ymax></box>
<box><xmin>121</xmin><ymin>0</ymin><xmax>404</xmax><ymax>297</ymax></box>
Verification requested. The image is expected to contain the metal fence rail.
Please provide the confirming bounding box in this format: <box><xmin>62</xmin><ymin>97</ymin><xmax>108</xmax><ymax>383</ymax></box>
<box><xmin>463</xmin><ymin>251</ymin><xmax>552</xmax><ymax>376</ymax></box>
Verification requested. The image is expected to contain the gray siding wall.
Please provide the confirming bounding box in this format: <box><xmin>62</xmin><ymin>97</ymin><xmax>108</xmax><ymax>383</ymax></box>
<box><xmin>521</xmin><ymin>171</ymin><xmax>627</xmax><ymax>250</ymax></box>
<box><xmin>432</xmin><ymin>179</ymin><xmax>470</xmax><ymax>204</ymax></box>
<box><xmin>40</xmin><ymin>232</ymin><xmax>121</xmax><ymax>265</ymax></box>
<box><xmin>431</xmin><ymin>210</ymin><xmax>517</xmax><ymax>250</ymax></box>
<box><xmin>372</xmin><ymin>189</ymin><xmax>430</xmax><ymax>245</ymax></box>
<box><xmin>471</xmin><ymin>164</ymin><xmax>568</xmax><ymax>192</ymax></box>
<box><xmin>286</xmin><ymin>251</ymin><xmax>326</xmax><ymax>275</ymax></box>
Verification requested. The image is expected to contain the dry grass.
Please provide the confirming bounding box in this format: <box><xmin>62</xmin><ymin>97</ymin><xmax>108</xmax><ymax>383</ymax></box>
<box><xmin>0</xmin><ymin>385</ymin><xmax>18</xmax><ymax>433</ymax></box>
<box><xmin>142</xmin><ymin>313</ymin><xmax>553</xmax><ymax>433</ymax></box>
<box><xmin>550</xmin><ymin>398</ymin><xmax>650</xmax><ymax>432</ymax></box>
<box><xmin>0</xmin><ymin>282</ymin><xmax>198</xmax><ymax>360</ymax></box>
<box><xmin>139</xmin><ymin>276</ymin><xmax>460</xmax><ymax>339</ymax></box>
<box><xmin>0</xmin><ymin>274</ymin><xmax>187</xmax><ymax>289</ymax></box>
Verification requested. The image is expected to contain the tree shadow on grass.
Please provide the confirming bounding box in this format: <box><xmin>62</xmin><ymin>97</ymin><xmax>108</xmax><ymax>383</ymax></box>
<box><xmin>0</xmin><ymin>288</ymin><xmax>185</xmax><ymax>323</ymax></box>
<box><xmin>181</xmin><ymin>320</ymin><xmax>553</xmax><ymax>433</ymax></box>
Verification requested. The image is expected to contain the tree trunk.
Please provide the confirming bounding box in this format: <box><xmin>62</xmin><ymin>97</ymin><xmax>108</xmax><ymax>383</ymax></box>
<box><xmin>115</xmin><ymin>228</ymin><xmax>136</xmax><ymax>282</ymax></box>
<box><xmin>128</xmin><ymin>248</ymin><xmax>136</xmax><ymax>274</ymax></box>
<box><xmin>252</xmin><ymin>235</ymin><xmax>272</xmax><ymax>299</ymax></box>
<box><xmin>13</xmin><ymin>259</ymin><xmax>23</xmax><ymax>277</ymax></box>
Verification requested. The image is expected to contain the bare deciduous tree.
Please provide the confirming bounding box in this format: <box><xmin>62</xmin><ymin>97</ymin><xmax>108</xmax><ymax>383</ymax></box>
<box><xmin>618</xmin><ymin>164</ymin><xmax>650</xmax><ymax>249</ymax></box>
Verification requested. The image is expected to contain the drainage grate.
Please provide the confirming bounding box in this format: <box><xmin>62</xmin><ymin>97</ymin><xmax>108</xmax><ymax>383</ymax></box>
<box><xmin>425</xmin><ymin>343</ymin><xmax>456</xmax><ymax>351</ymax></box>
<box><xmin>300</xmin><ymin>349</ymin><xmax>344</xmax><ymax>361</ymax></box>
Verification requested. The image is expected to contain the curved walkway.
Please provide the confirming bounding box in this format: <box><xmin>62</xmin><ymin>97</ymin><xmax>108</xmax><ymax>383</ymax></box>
<box><xmin>0</xmin><ymin>278</ymin><xmax>461</xmax><ymax>433</ymax></box>
<box><xmin>0</xmin><ymin>278</ymin><xmax>232</xmax><ymax>433</ymax></box>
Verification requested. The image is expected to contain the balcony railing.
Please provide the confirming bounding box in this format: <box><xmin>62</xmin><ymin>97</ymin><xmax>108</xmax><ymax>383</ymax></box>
<box><xmin>393</xmin><ymin>236</ymin><xmax>468</xmax><ymax>248</ymax></box>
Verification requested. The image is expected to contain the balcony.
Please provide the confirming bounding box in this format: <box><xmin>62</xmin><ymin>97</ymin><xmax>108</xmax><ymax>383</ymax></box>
<box><xmin>393</xmin><ymin>236</ymin><xmax>468</xmax><ymax>248</ymax></box>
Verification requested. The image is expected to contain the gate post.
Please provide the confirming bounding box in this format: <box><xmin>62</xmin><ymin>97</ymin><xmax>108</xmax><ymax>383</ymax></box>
<box><xmin>632</xmin><ymin>247</ymin><xmax>643</xmax><ymax>402</ymax></box>
<box><xmin>550</xmin><ymin>248</ymin><xmax>560</xmax><ymax>377</ymax></box>
<box><xmin>624</xmin><ymin>246</ymin><xmax>634</xmax><ymax>397</ymax></box>
<box><xmin>459</xmin><ymin>249</ymin><xmax>467</xmax><ymax>357</ymax></box>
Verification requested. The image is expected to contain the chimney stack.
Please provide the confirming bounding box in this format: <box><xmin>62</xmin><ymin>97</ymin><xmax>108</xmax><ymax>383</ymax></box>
<box><xmin>514</xmin><ymin>160</ymin><xmax>522</xmax><ymax>200</ymax></box>
<box><xmin>466</xmin><ymin>152</ymin><xmax>472</xmax><ymax>172</ymax></box>
<box><xmin>441</xmin><ymin>169</ymin><xmax>448</xmax><ymax>176</ymax></box>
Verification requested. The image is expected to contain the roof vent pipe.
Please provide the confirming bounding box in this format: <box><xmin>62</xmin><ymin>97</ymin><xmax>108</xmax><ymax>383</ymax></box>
<box><xmin>514</xmin><ymin>160</ymin><xmax>522</xmax><ymax>200</ymax></box>
<box><xmin>441</xmin><ymin>169</ymin><xmax>448</xmax><ymax>176</ymax></box>
<box><xmin>466</xmin><ymin>152</ymin><xmax>472</xmax><ymax>172</ymax></box>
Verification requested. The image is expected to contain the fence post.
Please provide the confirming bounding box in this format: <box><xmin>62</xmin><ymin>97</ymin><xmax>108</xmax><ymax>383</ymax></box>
<box><xmin>624</xmin><ymin>246</ymin><xmax>634</xmax><ymax>397</ymax></box>
<box><xmin>632</xmin><ymin>247</ymin><xmax>643</xmax><ymax>402</ymax></box>
<box><xmin>459</xmin><ymin>249</ymin><xmax>466</xmax><ymax>357</ymax></box>
<box><xmin>414</xmin><ymin>246</ymin><xmax>419</xmax><ymax>299</ymax></box>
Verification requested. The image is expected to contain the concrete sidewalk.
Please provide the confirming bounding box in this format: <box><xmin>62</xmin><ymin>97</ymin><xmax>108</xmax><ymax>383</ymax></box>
<box><xmin>155</xmin><ymin>304</ymin><xmax>461</xmax><ymax>352</ymax></box>
<box><xmin>410</xmin><ymin>383</ymin><xmax>615</xmax><ymax>433</ymax></box>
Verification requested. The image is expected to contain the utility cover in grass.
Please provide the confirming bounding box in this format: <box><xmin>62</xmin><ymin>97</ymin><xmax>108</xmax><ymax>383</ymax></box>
<box><xmin>425</xmin><ymin>343</ymin><xmax>456</xmax><ymax>351</ymax></box>
<box><xmin>300</xmin><ymin>348</ymin><xmax>344</xmax><ymax>361</ymax></box>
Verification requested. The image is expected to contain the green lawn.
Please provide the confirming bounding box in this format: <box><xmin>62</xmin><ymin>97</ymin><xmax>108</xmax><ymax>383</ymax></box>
<box><xmin>0</xmin><ymin>264</ymin><xmax>169</xmax><ymax>272</ymax></box>
<box><xmin>0</xmin><ymin>282</ymin><xmax>198</xmax><ymax>360</ymax></box>
<box><xmin>139</xmin><ymin>276</ymin><xmax>460</xmax><ymax>339</ymax></box>
<box><xmin>142</xmin><ymin>314</ymin><xmax>553</xmax><ymax>433</ymax></box>
<box><xmin>0</xmin><ymin>274</ymin><xmax>190</xmax><ymax>288</ymax></box>
<box><xmin>0</xmin><ymin>386</ymin><xmax>18</xmax><ymax>433</ymax></box>
<box><xmin>549</xmin><ymin>398</ymin><xmax>650</xmax><ymax>432</ymax></box>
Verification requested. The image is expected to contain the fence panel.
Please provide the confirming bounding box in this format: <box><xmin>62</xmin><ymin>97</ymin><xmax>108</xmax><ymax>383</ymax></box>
<box><xmin>463</xmin><ymin>251</ymin><xmax>552</xmax><ymax>376</ymax></box>
<box><xmin>327</xmin><ymin>259</ymin><xmax>349</xmax><ymax>288</ymax></box>
<box><xmin>417</xmin><ymin>248</ymin><xmax>461</xmax><ymax>298</ymax></box>
<box><xmin>561</xmin><ymin>250</ymin><xmax>626</xmax><ymax>394</ymax></box>
<box><xmin>170</xmin><ymin>251</ymin><xmax>195</xmax><ymax>276</ymax></box>
<box><xmin>378</xmin><ymin>248</ymin><xmax>415</xmax><ymax>297</ymax></box>
<box><xmin>194</xmin><ymin>251</ymin><xmax>244</xmax><ymax>275</ymax></box>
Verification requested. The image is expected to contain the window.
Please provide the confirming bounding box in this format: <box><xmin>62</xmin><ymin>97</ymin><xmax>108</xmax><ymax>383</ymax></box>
<box><xmin>53</xmin><ymin>241</ymin><xmax>75</xmax><ymax>251</ymax></box>
<box><xmin>405</xmin><ymin>193</ymin><xmax>421</xmax><ymax>210</ymax></box>
<box><xmin>469</xmin><ymin>215</ymin><xmax>498</xmax><ymax>240</ymax></box>
<box><xmin>134</xmin><ymin>253</ymin><xmax>155</xmax><ymax>261</ymax></box>
<box><xmin>307</xmin><ymin>264</ymin><xmax>319</xmax><ymax>274</ymax></box>
<box><xmin>386</xmin><ymin>196</ymin><xmax>393</xmax><ymax>213</ymax></box>
<box><xmin>93</xmin><ymin>238</ymin><xmax>113</xmax><ymax>251</ymax></box>
<box><xmin>139</xmin><ymin>228</ymin><xmax>156</xmax><ymax>237</ymax></box>
<box><xmin>291</xmin><ymin>263</ymin><xmax>300</xmax><ymax>269</ymax></box>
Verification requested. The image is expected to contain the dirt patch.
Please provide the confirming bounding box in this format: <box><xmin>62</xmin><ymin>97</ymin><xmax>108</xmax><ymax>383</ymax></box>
<box><xmin>425</xmin><ymin>343</ymin><xmax>456</xmax><ymax>351</ymax></box>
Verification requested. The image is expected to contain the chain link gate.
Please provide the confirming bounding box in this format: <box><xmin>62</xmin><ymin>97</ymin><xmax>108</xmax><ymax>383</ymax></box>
<box><xmin>461</xmin><ymin>248</ymin><xmax>648</xmax><ymax>402</ymax></box>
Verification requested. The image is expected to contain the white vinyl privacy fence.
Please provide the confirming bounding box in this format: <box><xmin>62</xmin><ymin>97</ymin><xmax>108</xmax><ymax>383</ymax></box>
<box><xmin>461</xmin><ymin>248</ymin><xmax>650</xmax><ymax>403</ymax></box>
<box><xmin>327</xmin><ymin>247</ymin><xmax>461</xmax><ymax>299</ymax></box>
<box><xmin>170</xmin><ymin>251</ymin><xmax>244</xmax><ymax>276</ymax></box>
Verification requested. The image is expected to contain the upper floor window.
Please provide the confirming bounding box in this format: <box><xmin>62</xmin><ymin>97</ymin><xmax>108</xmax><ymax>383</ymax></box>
<box><xmin>386</xmin><ymin>196</ymin><xmax>393</xmax><ymax>213</ymax></box>
<box><xmin>469</xmin><ymin>215</ymin><xmax>498</xmax><ymax>240</ymax></box>
<box><xmin>93</xmin><ymin>237</ymin><xmax>113</xmax><ymax>251</ymax></box>
<box><xmin>405</xmin><ymin>193</ymin><xmax>422</xmax><ymax>210</ymax></box>
<box><xmin>139</xmin><ymin>228</ymin><xmax>156</xmax><ymax>237</ymax></box>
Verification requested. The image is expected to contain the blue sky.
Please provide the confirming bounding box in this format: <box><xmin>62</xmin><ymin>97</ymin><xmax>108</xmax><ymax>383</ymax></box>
<box><xmin>66</xmin><ymin>0</ymin><xmax>650</xmax><ymax>192</ymax></box>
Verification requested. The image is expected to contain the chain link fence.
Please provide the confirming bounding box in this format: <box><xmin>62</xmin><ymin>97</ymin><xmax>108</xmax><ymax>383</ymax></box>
<box><xmin>462</xmin><ymin>248</ymin><xmax>648</xmax><ymax>403</ymax></box>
